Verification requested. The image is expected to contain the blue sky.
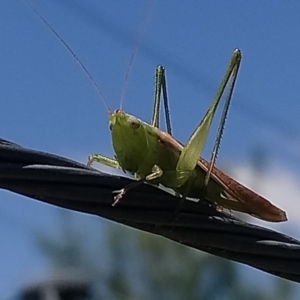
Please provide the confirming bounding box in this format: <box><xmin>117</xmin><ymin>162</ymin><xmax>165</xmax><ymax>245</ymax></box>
<box><xmin>1</xmin><ymin>0</ymin><xmax>300</xmax><ymax>296</ymax></box>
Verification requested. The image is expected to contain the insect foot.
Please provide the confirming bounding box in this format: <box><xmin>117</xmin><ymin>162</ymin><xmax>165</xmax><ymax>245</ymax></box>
<box><xmin>87</xmin><ymin>155</ymin><xmax>94</xmax><ymax>168</ymax></box>
<box><xmin>112</xmin><ymin>189</ymin><xmax>126</xmax><ymax>206</ymax></box>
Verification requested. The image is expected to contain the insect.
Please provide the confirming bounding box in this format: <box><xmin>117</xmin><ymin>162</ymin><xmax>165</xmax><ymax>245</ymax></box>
<box><xmin>26</xmin><ymin>1</ymin><xmax>287</xmax><ymax>222</ymax></box>
<box><xmin>88</xmin><ymin>49</ymin><xmax>287</xmax><ymax>222</ymax></box>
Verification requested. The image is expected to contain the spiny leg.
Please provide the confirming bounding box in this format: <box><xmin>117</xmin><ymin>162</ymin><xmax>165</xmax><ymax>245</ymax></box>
<box><xmin>112</xmin><ymin>165</ymin><xmax>163</xmax><ymax>205</ymax></box>
<box><xmin>174</xmin><ymin>50</ymin><xmax>241</xmax><ymax>200</ymax></box>
<box><xmin>151</xmin><ymin>66</ymin><xmax>172</xmax><ymax>135</ymax></box>
<box><xmin>112</xmin><ymin>178</ymin><xmax>145</xmax><ymax>206</ymax></box>
<box><xmin>87</xmin><ymin>155</ymin><xmax>164</xmax><ymax>206</ymax></box>
<box><xmin>87</xmin><ymin>153</ymin><xmax>121</xmax><ymax>169</ymax></box>
<box><xmin>88</xmin><ymin>154</ymin><xmax>163</xmax><ymax>205</ymax></box>
<box><xmin>161</xmin><ymin>67</ymin><xmax>172</xmax><ymax>135</ymax></box>
<box><xmin>152</xmin><ymin>66</ymin><xmax>179</xmax><ymax>199</ymax></box>
<box><xmin>202</xmin><ymin>50</ymin><xmax>241</xmax><ymax>195</ymax></box>
<box><xmin>151</xmin><ymin>66</ymin><xmax>161</xmax><ymax>128</ymax></box>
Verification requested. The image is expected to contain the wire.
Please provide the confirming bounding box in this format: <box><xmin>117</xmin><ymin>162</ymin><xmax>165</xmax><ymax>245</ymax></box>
<box><xmin>0</xmin><ymin>138</ymin><xmax>299</xmax><ymax>283</ymax></box>
<box><xmin>46</xmin><ymin>0</ymin><xmax>299</xmax><ymax>142</ymax></box>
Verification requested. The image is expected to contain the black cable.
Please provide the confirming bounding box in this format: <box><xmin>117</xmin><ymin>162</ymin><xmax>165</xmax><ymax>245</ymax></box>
<box><xmin>0</xmin><ymin>138</ymin><xmax>299</xmax><ymax>283</ymax></box>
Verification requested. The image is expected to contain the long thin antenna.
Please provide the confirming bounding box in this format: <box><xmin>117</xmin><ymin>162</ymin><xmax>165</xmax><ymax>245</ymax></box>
<box><xmin>24</xmin><ymin>0</ymin><xmax>111</xmax><ymax>113</ymax></box>
<box><xmin>119</xmin><ymin>0</ymin><xmax>157</xmax><ymax>110</ymax></box>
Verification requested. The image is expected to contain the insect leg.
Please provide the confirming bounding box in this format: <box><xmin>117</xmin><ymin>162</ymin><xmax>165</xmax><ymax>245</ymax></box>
<box><xmin>151</xmin><ymin>66</ymin><xmax>162</xmax><ymax>128</ymax></box>
<box><xmin>202</xmin><ymin>51</ymin><xmax>241</xmax><ymax>194</ymax></box>
<box><xmin>112</xmin><ymin>178</ymin><xmax>145</xmax><ymax>206</ymax></box>
<box><xmin>151</xmin><ymin>66</ymin><xmax>172</xmax><ymax>135</ymax></box>
<box><xmin>87</xmin><ymin>154</ymin><xmax>121</xmax><ymax>169</ymax></box>
<box><xmin>175</xmin><ymin>50</ymin><xmax>242</xmax><ymax>188</ymax></box>
<box><xmin>161</xmin><ymin>67</ymin><xmax>172</xmax><ymax>135</ymax></box>
<box><xmin>112</xmin><ymin>165</ymin><xmax>163</xmax><ymax>205</ymax></box>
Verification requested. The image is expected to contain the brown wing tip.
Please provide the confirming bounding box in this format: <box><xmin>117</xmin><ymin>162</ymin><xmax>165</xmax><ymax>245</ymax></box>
<box><xmin>220</xmin><ymin>176</ymin><xmax>288</xmax><ymax>223</ymax></box>
<box><xmin>269</xmin><ymin>209</ymin><xmax>288</xmax><ymax>222</ymax></box>
<box><xmin>253</xmin><ymin>206</ymin><xmax>287</xmax><ymax>222</ymax></box>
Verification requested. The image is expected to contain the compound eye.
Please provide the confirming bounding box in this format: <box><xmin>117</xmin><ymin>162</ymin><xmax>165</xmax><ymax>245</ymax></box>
<box><xmin>128</xmin><ymin>116</ymin><xmax>140</xmax><ymax>129</ymax></box>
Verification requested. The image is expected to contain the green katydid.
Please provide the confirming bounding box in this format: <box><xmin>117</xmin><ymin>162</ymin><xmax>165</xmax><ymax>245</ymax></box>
<box><xmin>88</xmin><ymin>49</ymin><xmax>287</xmax><ymax>222</ymax></box>
<box><xmin>26</xmin><ymin>1</ymin><xmax>287</xmax><ymax>222</ymax></box>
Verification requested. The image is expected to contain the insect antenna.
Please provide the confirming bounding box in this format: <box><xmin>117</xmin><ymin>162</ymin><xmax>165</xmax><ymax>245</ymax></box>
<box><xmin>119</xmin><ymin>1</ymin><xmax>157</xmax><ymax>110</ymax></box>
<box><xmin>24</xmin><ymin>0</ymin><xmax>111</xmax><ymax>113</ymax></box>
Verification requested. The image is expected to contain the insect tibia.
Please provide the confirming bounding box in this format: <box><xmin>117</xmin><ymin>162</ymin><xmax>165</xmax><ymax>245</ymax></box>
<box><xmin>203</xmin><ymin>49</ymin><xmax>242</xmax><ymax>189</ymax></box>
<box><xmin>152</xmin><ymin>65</ymin><xmax>172</xmax><ymax>135</ymax></box>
